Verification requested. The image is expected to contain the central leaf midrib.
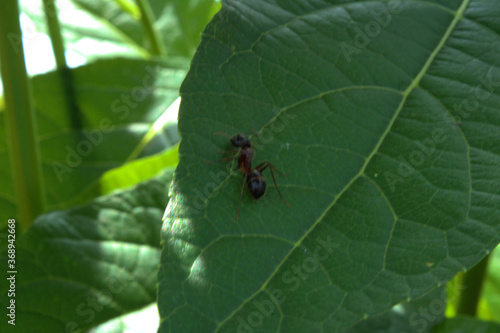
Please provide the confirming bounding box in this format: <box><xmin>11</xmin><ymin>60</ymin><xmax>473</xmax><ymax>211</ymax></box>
<box><xmin>215</xmin><ymin>0</ymin><xmax>471</xmax><ymax>330</ymax></box>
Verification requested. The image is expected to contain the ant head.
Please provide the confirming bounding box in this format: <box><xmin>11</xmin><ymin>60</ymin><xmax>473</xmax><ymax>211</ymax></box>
<box><xmin>230</xmin><ymin>133</ymin><xmax>251</xmax><ymax>148</ymax></box>
<box><xmin>246</xmin><ymin>170</ymin><xmax>266</xmax><ymax>199</ymax></box>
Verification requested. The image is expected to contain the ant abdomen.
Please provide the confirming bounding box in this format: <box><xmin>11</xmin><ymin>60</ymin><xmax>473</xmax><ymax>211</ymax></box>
<box><xmin>246</xmin><ymin>170</ymin><xmax>266</xmax><ymax>199</ymax></box>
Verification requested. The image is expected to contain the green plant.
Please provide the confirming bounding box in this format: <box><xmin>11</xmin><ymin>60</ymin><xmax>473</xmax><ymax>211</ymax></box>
<box><xmin>1</xmin><ymin>0</ymin><xmax>500</xmax><ymax>332</ymax></box>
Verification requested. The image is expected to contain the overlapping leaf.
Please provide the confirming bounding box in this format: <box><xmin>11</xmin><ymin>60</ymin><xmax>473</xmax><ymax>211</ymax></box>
<box><xmin>0</xmin><ymin>169</ymin><xmax>174</xmax><ymax>332</ymax></box>
<box><xmin>159</xmin><ymin>0</ymin><xmax>500</xmax><ymax>332</ymax></box>
<box><xmin>432</xmin><ymin>316</ymin><xmax>500</xmax><ymax>333</ymax></box>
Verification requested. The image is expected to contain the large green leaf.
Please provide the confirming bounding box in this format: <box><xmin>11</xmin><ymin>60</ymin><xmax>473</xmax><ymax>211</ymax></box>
<box><xmin>0</xmin><ymin>58</ymin><xmax>186</xmax><ymax>223</ymax></box>
<box><xmin>0</xmin><ymin>169</ymin><xmax>173</xmax><ymax>333</ymax></box>
<box><xmin>159</xmin><ymin>0</ymin><xmax>500</xmax><ymax>332</ymax></box>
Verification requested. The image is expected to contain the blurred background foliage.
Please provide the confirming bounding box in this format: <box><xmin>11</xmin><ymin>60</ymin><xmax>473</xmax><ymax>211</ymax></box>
<box><xmin>0</xmin><ymin>1</ymin><xmax>219</xmax><ymax>330</ymax></box>
<box><xmin>0</xmin><ymin>0</ymin><xmax>221</xmax><ymax>226</ymax></box>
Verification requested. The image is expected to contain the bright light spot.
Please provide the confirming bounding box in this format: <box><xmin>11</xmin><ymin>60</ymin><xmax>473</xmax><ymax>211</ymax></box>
<box><xmin>153</xmin><ymin>97</ymin><xmax>180</xmax><ymax>132</ymax></box>
<box><xmin>162</xmin><ymin>191</ymin><xmax>208</xmax><ymax>291</ymax></box>
<box><xmin>189</xmin><ymin>257</ymin><xmax>208</xmax><ymax>288</ymax></box>
<box><xmin>65</xmin><ymin>50</ymin><xmax>87</xmax><ymax>68</ymax></box>
<box><xmin>20</xmin><ymin>13</ymin><xmax>55</xmax><ymax>75</ymax></box>
<box><xmin>89</xmin><ymin>303</ymin><xmax>159</xmax><ymax>333</ymax></box>
<box><xmin>392</xmin><ymin>303</ymin><xmax>405</xmax><ymax>315</ymax></box>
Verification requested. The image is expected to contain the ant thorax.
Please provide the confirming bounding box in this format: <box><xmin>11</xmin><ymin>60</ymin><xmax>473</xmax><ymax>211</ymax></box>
<box><xmin>237</xmin><ymin>148</ymin><xmax>253</xmax><ymax>173</ymax></box>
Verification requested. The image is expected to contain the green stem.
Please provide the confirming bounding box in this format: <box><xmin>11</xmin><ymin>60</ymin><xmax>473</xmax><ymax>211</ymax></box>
<box><xmin>41</xmin><ymin>0</ymin><xmax>66</xmax><ymax>69</ymax></box>
<box><xmin>41</xmin><ymin>0</ymin><xmax>82</xmax><ymax>130</ymax></box>
<box><xmin>456</xmin><ymin>254</ymin><xmax>490</xmax><ymax>316</ymax></box>
<box><xmin>135</xmin><ymin>0</ymin><xmax>166</xmax><ymax>57</ymax></box>
<box><xmin>0</xmin><ymin>0</ymin><xmax>45</xmax><ymax>230</ymax></box>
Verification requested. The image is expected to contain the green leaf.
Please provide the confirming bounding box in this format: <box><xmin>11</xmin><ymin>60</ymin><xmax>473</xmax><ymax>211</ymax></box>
<box><xmin>159</xmin><ymin>0</ymin><xmax>500</xmax><ymax>332</ymax></box>
<box><xmin>431</xmin><ymin>316</ymin><xmax>500</xmax><ymax>333</ymax></box>
<box><xmin>151</xmin><ymin>0</ymin><xmax>222</xmax><ymax>57</ymax></box>
<box><xmin>0</xmin><ymin>169</ymin><xmax>174</xmax><ymax>332</ymax></box>
<box><xmin>0</xmin><ymin>57</ymin><xmax>186</xmax><ymax>222</ymax></box>
<box><xmin>344</xmin><ymin>286</ymin><xmax>447</xmax><ymax>333</ymax></box>
<box><xmin>100</xmin><ymin>143</ymin><xmax>179</xmax><ymax>195</ymax></box>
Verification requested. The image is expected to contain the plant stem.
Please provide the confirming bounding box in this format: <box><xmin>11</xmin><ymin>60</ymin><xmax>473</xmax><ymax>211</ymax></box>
<box><xmin>135</xmin><ymin>0</ymin><xmax>166</xmax><ymax>57</ymax></box>
<box><xmin>456</xmin><ymin>254</ymin><xmax>490</xmax><ymax>316</ymax></box>
<box><xmin>41</xmin><ymin>0</ymin><xmax>66</xmax><ymax>69</ymax></box>
<box><xmin>41</xmin><ymin>0</ymin><xmax>82</xmax><ymax>130</ymax></box>
<box><xmin>0</xmin><ymin>0</ymin><xmax>45</xmax><ymax>230</ymax></box>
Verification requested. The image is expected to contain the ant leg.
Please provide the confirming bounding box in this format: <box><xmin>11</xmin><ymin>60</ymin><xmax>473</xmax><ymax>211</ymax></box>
<box><xmin>213</xmin><ymin>131</ymin><xmax>232</xmax><ymax>138</ymax></box>
<box><xmin>237</xmin><ymin>172</ymin><xmax>248</xmax><ymax>220</ymax></box>
<box><xmin>267</xmin><ymin>166</ymin><xmax>290</xmax><ymax>207</ymax></box>
<box><xmin>254</xmin><ymin>161</ymin><xmax>290</xmax><ymax>206</ymax></box>
<box><xmin>213</xmin><ymin>132</ymin><xmax>242</xmax><ymax>156</ymax></box>
<box><xmin>203</xmin><ymin>148</ymin><xmax>240</xmax><ymax>164</ymax></box>
<box><xmin>218</xmin><ymin>148</ymin><xmax>240</xmax><ymax>155</ymax></box>
<box><xmin>213</xmin><ymin>132</ymin><xmax>240</xmax><ymax>154</ymax></box>
<box><xmin>254</xmin><ymin>161</ymin><xmax>287</xmax><ymax>177</ymax></box>
<box><xmin>253</xmin><ymin>161</ymin><xmax>267</xmax><ymax>172</ymax></box>
<box><xmin>203</xmin><ymin>155</ymin><xmax>236</xmax><ymax>165</ymax></box>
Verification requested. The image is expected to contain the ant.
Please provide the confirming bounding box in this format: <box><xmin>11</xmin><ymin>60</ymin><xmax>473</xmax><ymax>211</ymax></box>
<box><xmin>212</xmin><ymin>132</ymin><xmax>289</xmax><ymax>220</ymax></box>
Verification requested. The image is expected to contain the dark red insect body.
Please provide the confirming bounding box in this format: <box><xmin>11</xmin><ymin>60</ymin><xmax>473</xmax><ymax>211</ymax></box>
<box><xmin>213</xmin><ymin>132</ymin><xmax>289</xmax><ymax>219</ymax></box>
